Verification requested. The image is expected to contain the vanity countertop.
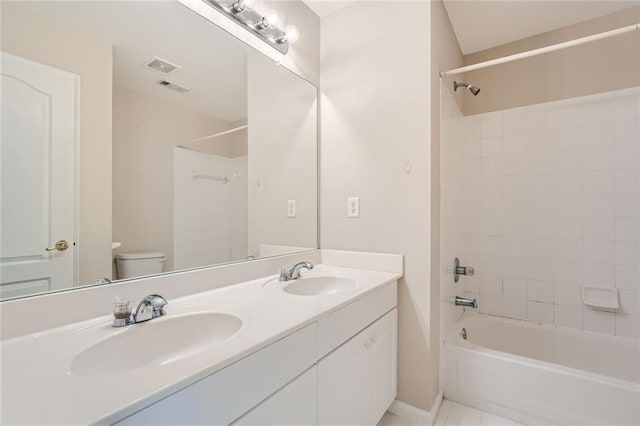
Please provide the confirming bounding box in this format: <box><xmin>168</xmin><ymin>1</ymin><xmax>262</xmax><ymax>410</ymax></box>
<box><xmin>1</xmin><ymin>263</ymin><xmax>401</xmax><ymax>425</ymax></box>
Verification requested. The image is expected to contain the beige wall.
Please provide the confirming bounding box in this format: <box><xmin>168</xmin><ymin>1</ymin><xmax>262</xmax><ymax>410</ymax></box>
<box><xmin>247</xmin><ymin>53</ymin><xmax>318</xmax><ymax>257</ymax></box>
<box><xmin>321</xmin><ymin>0</ymin><xmax>462</xmax><ymax>410</ymax></box>
<box><xmin>321</xmin><ymin>1</ymin><xmax>429</xmax><ymax>411</ymax></box>
<box><xmin>1</xmin><ymin>3</ymin><xmax>113</xmax><ymax>285</ymax></box>
<box><xmin>462</xmin><ymin>6</ymin><xmax>640</xmax><ymax>115</ymax></box>
<box><xmin>112</xmin><ymin>85</ymin><xmax>239</xmax><ymax>271</ymax></box>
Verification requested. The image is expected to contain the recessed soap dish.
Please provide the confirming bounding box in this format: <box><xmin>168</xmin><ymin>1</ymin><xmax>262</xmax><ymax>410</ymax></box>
<box><xmin>582</xmin><ymin>286</ymin><xmax>619</xmax><ymax>310</ymax></box>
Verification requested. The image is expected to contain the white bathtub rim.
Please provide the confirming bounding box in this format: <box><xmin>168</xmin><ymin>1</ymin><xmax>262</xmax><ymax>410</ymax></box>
<box><xmin>446</xmin><ymin>313</ymin><xmax>640</xmax><ymax>390</ymax></box>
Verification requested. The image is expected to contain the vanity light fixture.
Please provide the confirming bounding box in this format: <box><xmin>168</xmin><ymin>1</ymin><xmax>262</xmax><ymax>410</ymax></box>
<box><xmin>204</xmin><ymin>0</ymin><xmax>298</xmax><ymax>54</ymax></box>
<box><xmin>276</xmin><ymin>25</ymin><xmax>299</xmax><ymax>45</ymax></box>
<box><xmin>230</xmin><ymin>0</ymin><xmax>255</xmax><ymax>13</ymax></box>
<box><xmin>255</xmin><ymin>10</ymin><xmax>280</xmax><ymax>31</ymax></box>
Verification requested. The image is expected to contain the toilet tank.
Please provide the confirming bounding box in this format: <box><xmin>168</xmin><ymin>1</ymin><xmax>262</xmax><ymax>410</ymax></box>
<box><xmin>115</xmin><ymin>252</ymin><xmax>165</xmax><ymax>279</ymax></box>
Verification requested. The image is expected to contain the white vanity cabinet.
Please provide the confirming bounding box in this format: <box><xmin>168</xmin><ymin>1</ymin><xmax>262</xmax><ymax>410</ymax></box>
<box><xmin>115</xmin><ymin>282</ymin><xmax>397</xmax><ymax>426</ymax></box>
<box><xmin>318</xmin><ymin>309</ymin><xmax>397</xmax><ymax>426</ymax></box>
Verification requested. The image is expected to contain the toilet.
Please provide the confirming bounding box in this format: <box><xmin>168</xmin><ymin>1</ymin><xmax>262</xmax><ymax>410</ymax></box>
<box><xmin>114</xmin><ymin>252</ymin><xmax>165</xmax><ymax>279</ymax></box>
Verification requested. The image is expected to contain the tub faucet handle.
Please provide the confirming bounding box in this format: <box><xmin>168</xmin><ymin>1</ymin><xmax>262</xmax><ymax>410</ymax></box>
<box><xmin>453</xmin><ymin>257</ymin><xmax>475</xmax><ymax>283</ymax></box>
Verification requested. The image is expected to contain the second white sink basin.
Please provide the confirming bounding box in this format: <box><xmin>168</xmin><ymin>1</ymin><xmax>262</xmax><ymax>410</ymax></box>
<box><xmin>283</xmin><ymin>276</ymin><xmax>357</xmax><ymax>296</ymax></box>
<box><xmin>70</xmin><ymin>312</ymin><xmax>242</xmax><ymax>377</ymax></box>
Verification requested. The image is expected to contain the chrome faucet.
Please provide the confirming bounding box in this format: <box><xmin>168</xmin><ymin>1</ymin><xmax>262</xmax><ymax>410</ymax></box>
<box><xmin>454</xmin><ymin>296</ymin><xmax>477</xmax><ymax>309</ymax></box>
<box><xmin>279</xmin><ymin>261</ymin><xmax>315</xmax><ymax>281</ymax></box>
<box><xmin>112</xmin><ymin>294</ymin><xmax>168</xmax><ymax>327</ymax></box>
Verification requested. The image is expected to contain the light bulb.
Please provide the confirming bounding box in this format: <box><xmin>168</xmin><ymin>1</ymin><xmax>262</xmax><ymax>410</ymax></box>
<box><xmin>232</xmin><ymin>0</ymin><xmax>256</xmax><ymax>13</ymax></box>
<box><xmin>243</xmin><ymin>0</ymin><xmax>257</xmax><ymax>8</ymax></box>
<box><xmin>284</xmin><ymin>25</ymin><xmax>299</xmax><ymax>44</ymax></box>
<box><xmin>263</xmin><ymin>10</ymin><xmax>281</xmax><ymax>28</ymax></box>
<box><xmin>256</xmin><ymin>10</ymin><xmax>280</xmax><ymax>31</ymax></box>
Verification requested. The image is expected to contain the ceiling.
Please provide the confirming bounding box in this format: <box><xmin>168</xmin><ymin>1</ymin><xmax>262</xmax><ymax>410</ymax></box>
<box><xmin>23</xmin><ymin>1</ymin><xmax>248</xmax><ymax>122</ymax></box>
<box><xmin>301</xmin><ymin>0</ymin><xmax>356</xmax><ymax>18</ymax></box>
<box><xmin>443</xmin><ymin>0</ymin><xmax>640</xmax><ymax>54</ymax></box>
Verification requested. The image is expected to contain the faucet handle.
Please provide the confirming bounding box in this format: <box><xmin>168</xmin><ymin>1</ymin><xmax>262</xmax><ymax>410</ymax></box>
<box><xmin>112</xmin><ymin>300</ymin><xmax>133</xmax><ymax>327</ymax></box>
<box><xmin>279</xmin><ymin>267</ymin><xmax>290</xmax><ymax>282</ymax></box>
<box><xmin>112</xmin><ymin>300</ymin><xmax>132</xmax><ymax>318</ymax></box>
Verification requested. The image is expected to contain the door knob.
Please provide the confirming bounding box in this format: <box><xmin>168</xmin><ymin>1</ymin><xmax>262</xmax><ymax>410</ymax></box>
<box><xmin>45</xmin><ymin>240</ymin><xmax>70</xmax><ymax>252</ymax></box>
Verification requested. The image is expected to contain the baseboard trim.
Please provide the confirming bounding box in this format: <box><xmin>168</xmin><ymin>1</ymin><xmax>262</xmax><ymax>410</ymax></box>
<box><xmin>430</xmin><ymin>392</ymin><xmax>444</xmax><ymax>424</ymax></box>
<box><xmin>388</xmin><ymin>392</ymin><xmax>443</xmax><ymax>425</ymax></box>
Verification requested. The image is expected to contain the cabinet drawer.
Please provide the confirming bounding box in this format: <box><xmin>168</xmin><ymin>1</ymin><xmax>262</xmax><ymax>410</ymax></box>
<box><xmin>317</xmin><ymin>281</ymin><xmax>396</xmax><ymax>358</ymax></box>
<box><xmin>116</xmin><ymin>323</ymin><xmax>317</xmax><ymax>425</ymax></box>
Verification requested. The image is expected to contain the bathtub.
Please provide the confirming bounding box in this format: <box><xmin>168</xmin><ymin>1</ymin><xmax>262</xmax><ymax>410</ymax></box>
<box><xmin>443</xmin><ymin>312</ymin><xmax>640</xmax><ymax>425</ymax></box>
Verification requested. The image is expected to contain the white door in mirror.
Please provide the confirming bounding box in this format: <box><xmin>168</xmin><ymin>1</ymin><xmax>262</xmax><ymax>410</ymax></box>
<box><xmin>0</xmin><ymin>52</ymin><xmax>77</xmax><ymax>299</ymax></box>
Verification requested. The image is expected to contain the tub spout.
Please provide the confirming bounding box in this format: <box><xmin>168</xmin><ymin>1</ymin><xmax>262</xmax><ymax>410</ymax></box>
<box><xmin>455</xmin><ymin>296</ymin><xmax>477</xmax><ymax>309</ymax></box>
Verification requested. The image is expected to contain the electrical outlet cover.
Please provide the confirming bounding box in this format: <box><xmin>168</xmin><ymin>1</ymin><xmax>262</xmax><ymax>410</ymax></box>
<box><xmin>348</xmin><ymin>197</ymin><xmax>360</xmax><ymax>218</ymax></box>
<box><xmin>287</xmin><ymin>200</ymin><xmax>296</xmax><ymax>218</ymax></box>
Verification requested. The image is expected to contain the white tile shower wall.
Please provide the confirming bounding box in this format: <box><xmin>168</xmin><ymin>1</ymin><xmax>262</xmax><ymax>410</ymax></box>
<box><xmin>173</xmin><ymin>147</ymin><xmax>248</xmax><ymax>270</ymax></box>
<box><xmin>442</xmin><ymin>87</ymin><xmax>640</xmax><ymax>339</ymax></box>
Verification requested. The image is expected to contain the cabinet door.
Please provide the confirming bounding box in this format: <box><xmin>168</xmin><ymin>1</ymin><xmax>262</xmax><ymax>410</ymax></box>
<box><xmin>370</xmin><ymin>309</ymin><xmax>397</xmax><ymax>422</ymax></box>
<box><xmin>233</xmin><ymin>367</ymin><xmax>317</xmax><ymax>425</ymax></box>
<box><xmin>318</xmin><ymin>309</ymin><xmax>397</xmax><ymax>426</ymax></box>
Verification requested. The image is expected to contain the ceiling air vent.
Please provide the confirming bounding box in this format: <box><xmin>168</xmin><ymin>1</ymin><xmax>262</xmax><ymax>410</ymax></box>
<box><xmin>144</xmin><ymin>57</ymin><xmax>181</xmax><ymax>74</ymax></box>
<box><xmin>157</xmin><ymin>80</ymin><xmax>190</xmax><ymax>94</ymax></box>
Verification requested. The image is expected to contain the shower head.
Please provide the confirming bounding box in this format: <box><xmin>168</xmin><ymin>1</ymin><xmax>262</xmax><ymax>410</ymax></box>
<box><xmin>454</xmin><ymin>81</ymin><xmax>481</xmax><ymax>96</ymax></box>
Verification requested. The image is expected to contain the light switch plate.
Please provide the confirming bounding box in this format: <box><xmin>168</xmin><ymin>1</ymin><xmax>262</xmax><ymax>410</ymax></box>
<box><xmin>348</xmin><ymin>197</ymin><xmax>360</xmax><ymax>218</ymax></box>
<box><xmin>287</xmin><ymin>200</ymin><xmax>296</xmax><ymax>218</ymax></box>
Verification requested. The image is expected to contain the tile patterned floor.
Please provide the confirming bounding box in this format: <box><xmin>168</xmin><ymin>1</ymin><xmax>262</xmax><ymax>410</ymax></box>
<box><xmin>377</xmin><ymin>400</ymin><xmax>524</xmax><ymax>426</ymax></box>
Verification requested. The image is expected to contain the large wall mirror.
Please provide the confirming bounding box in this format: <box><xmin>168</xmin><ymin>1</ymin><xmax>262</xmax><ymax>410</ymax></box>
<box><xmin>0</xmin><ymin>1</ymin><xmax>318</xmax><ymax>300</ymax></box>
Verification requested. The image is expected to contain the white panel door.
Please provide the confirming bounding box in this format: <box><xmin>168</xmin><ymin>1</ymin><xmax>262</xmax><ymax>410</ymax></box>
<box><xmin>0</xmin><ymin>52</ymin><xmax>77</xmax><ymax>299</ymax></box>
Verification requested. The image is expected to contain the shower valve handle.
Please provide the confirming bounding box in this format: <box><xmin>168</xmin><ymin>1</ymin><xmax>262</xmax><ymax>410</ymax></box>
<box><xmin>453</xmin><ymin>257</ymin><xmax>474</xmax><ymax>283</ymax></box>
<box><xmin>455</xmin><ymin>265</ymin><xmax>474</xmax><ymax>276</ymax></box>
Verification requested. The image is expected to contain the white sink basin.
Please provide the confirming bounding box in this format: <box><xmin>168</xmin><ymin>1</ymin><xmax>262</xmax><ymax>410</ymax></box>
<box><xmin>70</xmin><ymin>312</ymin><xmax>242</xmax><ymax>377</ymax></box>
<box><xmin>283</xmin><ymin>276</ymin><xmax>357</xmax><ymax>296</ymax></box>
